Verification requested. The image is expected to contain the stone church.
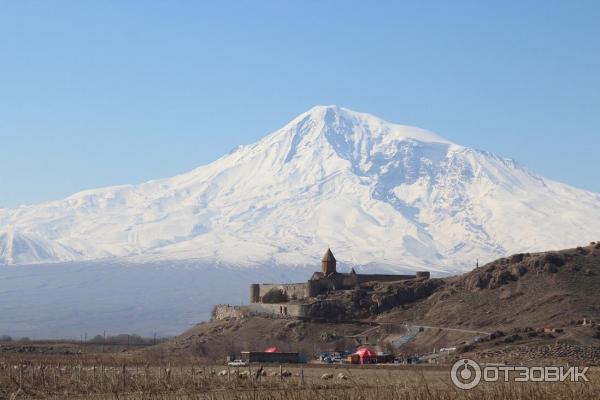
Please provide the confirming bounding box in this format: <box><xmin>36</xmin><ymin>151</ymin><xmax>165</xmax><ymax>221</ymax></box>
<box><xmin>249</xmin><ymin>248</ymin><xmax>430</xmax><ymax>304</ymax></box>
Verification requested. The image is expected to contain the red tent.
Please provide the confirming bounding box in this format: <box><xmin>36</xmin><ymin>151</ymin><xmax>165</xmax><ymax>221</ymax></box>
<box><xmin>264</xmin><ymin>346</ymin><xmax>280</xmax><ymax>353</ymax></box>
<box><xmin>354</xmin><ymin>347</ymin><xmax>377</xmax><ymax>364</ymax></box>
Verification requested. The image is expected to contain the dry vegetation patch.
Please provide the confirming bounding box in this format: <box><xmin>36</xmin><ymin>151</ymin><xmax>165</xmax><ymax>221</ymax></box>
<box><xmin>0</xmin><ymin>359</ymin><xmax>598</xmax><ymax>400</ymax></box>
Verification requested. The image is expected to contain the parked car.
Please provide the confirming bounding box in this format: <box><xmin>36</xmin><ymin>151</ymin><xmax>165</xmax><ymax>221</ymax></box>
<box><xmin>439</xmin><ymin>347</ymin><xmax>457</xmax><ymax>353</ymax></box>
<box><xmin>227</xmin><ymin>359</ymin><xmax>248</xmax><ymax>367</ymax></box>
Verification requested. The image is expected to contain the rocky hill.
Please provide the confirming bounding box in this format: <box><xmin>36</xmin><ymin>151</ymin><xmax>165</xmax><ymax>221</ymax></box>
<box><xmin>159</xmin><ymin>242</ymin><xmax>600</xmax><ymax>364</ymax></box>
<box><xmin>390</xmin><ymin>241</ymin><xmax>600</xmax><ymax>330</ymax></box>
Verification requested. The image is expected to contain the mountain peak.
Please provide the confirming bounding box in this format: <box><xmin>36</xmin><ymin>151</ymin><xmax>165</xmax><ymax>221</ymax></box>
<box><xmin>2</xmin><ymin>106</ymin><xmax>600</xmax><ymax>271</ymax></box>
<box><xmin>286</xmin><ymin>105</ymin><xmax>454</xmax><ymax>146</ymax></box>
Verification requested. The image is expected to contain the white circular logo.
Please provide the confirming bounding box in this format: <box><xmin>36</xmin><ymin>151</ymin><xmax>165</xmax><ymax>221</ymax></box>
<box><xmin>451</xmin><ymin>358</ymin><xmax>482</xmax><ymax>390</ymax></box>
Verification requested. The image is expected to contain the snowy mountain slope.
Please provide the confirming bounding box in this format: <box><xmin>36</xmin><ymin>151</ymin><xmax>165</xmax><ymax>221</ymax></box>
<box><xmin>1</xmin><ymin>105</ymin><xmax>600</xmax><ymax>272</ymax></box>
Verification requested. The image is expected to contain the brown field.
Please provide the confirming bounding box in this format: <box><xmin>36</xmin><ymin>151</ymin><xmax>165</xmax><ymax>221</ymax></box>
<box><xmin>1</xmin><ymin>353</ymin><xmax>598</xmax><ymax>400</ymax></box>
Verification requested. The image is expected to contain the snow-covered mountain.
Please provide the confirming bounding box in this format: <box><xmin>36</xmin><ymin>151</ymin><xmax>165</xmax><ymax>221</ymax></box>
<box><xmin>2</xmin><ymin>105</ymin><xmax>600</xmax><ymax>272</ymax></box>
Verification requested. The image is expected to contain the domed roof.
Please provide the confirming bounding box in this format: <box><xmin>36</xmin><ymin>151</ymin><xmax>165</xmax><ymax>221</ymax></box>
<box><xmin>322</xmin><ymin>248</ymin><xmax>336</xmax><ymax>262</ymax></box>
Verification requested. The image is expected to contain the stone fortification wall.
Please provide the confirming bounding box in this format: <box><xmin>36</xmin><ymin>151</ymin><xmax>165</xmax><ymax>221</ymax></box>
<box><xmin>212</xmin><ymin>303</ymin><xmax>308</xmax><ymax>320</ymax></box>
<box><xmin>308</xmin><ymin>273</ymin><xmax>417</xmax><ymax>294</ymax></box>
<box><xmin>246</xmin><ymin>302</ymin><xmax>310</xmax><ymax>318</ymax></box>
<box><xmin>355</xmin><ymin>274</ymin><xmax>417</xmax><ymax>284</ymax></box>
<box><xmin>212</xmin><ymin>304</ymin><xmax>249</xmax><ymax>321</ymax></box>
<box><xmin>309</xmin><ymin>274</ymin><xmax>357</xmax><ymax>293</ymax></box>
<box><xmin>246</xmin><ymin>301</ymin><xmax>346</xmax><ymax>320</ymax></box>
<box><xmin>256</xmin><ymin>283</ymin><xmax>308</xmax><ymax>302</ymax></box>
<box><xmin>416</xmin><ymin>271</ymin><xmax>431</xmax><ymax>279</ymax></box>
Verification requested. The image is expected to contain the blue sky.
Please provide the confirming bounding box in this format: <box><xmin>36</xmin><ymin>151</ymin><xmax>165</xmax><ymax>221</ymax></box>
<box><xmin>1</xmin><ymin>1</ymin><xmax>599</xmax><ymax>207</ymax></box>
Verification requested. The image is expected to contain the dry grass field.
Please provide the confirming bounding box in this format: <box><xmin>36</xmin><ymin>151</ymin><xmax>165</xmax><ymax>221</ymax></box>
<box><xmin>0</xmin><ymin>356</ymin><xmax>598</xmax><ymax>400</ymax></box>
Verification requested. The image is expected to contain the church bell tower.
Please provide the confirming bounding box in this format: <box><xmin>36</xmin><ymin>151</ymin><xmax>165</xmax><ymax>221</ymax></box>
<box><xmin>321</xmin><ymin>248</ymin><xmax>337</xmax><ymax>275</ymax></box>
